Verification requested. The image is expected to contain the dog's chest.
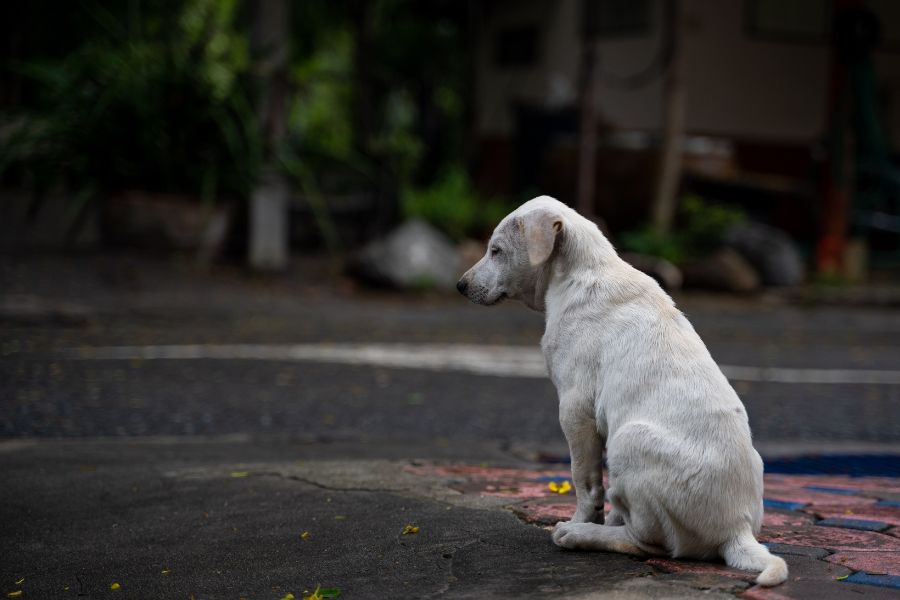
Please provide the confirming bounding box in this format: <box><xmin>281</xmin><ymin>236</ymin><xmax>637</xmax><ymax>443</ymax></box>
<box><xmin>540</xmin><ymin>318</ymin><xmax>599</xmax><ymax>391</ymax></box>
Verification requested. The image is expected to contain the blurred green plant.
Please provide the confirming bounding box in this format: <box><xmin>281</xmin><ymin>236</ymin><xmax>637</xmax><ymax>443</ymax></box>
<box><xmin>619</xmin><ymin>195</ymin><xmax>746</xmax><ymax>264</ymax></box>
<box><xmin>2</xmin><ymin>0</ymin><xmax>259</xmax><ymax>205</ymax></box>
<box><xmin>289</xmin><ymin>28</ymin><xmax>355</xmax><ymax>161</ymax></box>
<box><xmin>401</xmin><ymin>166</ymin><xmax>512</xmax><ymax>241</ymax></box>
<box><xmin>285</xmin><ymin>0</ymin><xmax>470</xmax><ymax>207</ymax></box>
<box><xmin>619</xmin><ymin>227</ymin><xmax>686</xmax><ymax>264</ymax></box>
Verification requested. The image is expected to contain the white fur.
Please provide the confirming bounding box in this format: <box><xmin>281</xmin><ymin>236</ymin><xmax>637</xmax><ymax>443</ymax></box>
<box><xmin>458</xmin><ymin>196</ymin><xmax>787</xmax><ymax>587</ymax></box>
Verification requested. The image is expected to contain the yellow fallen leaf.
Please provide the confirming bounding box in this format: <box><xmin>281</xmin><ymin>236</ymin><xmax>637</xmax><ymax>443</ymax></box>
<box><xmin>230</xmin><ymin>471</ymin><xmax>249</xmax><ymax>478</ymax></box>
<box><xmin>401</xmin><ymin>524</ymin><xmax>420</xmax><ymax>535</ymax></box>
<box><xmin>301</xmin><ymin>531</ymin><xmax>311</xmax><ymax>539</ymax></box>
<box><xmin>835</xmin><ymin>574</ymin><xmax>849</xmax><ymax>581</ymax></box>
<box><xmin>303</xmin><ymin>587</ymin><xmax>322</xmax><ymax>600</ymax></box>
<box><xmin>13</xmin><ymin>579</ymin><xmax>23</xmax><ymax>586</ymax></box>
<box><xmin>161</xmin><ymin>568</ymin><xmax>170</xmax><ymax>575</ymax></box>
<box><xmin>8</xmin><ymin>592</ymin><xmax>22</xmax><ymax>598</ymax></box>
<box><xmin>548</xmin><ymin>480</ymin><xmax>572</xmax><ymax>494</ymax></box>
<box><xmin>282</xmin><ymin>594</ymin><xmax>296</xmax><ymax>600</ymax></box>
<box><xmin>333</xmin><ymin>515</ymin><xmax>346</xmax><ymax>521</ymax></box>
<box><xmin>110</xmin><ymin>582</ymin><xmax>121</xmax><ymax>590</ymax></box>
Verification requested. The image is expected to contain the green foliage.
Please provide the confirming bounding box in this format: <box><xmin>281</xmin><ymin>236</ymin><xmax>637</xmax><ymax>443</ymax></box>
<box><xmin>619</xmin><ymin>195</ymin><xmax>746</xmax><ymax>264</ymax></box>
<box><xmin>290</xmin><ymin>29</ymin><xmax>354</xmax><ymax>160</ymax></box>
<box><xmin>3</xmin><ymin>0</ymin><xmax>259</xmax><ymax>202</ymax></box>
<box><xmin>679</xmin><ymin>194</ymin><xmax>746</xmax><ymax>253</ymax></box>
<box><xmin>619</xmin><ymin>228</ymin><xmax>686</xmax><ymax>264</ymax></box>
<box><xmin>285</xmin><ymin>1</ymin><xmax>469</xmax><ymax>193</ymax></box>
<box><xmin>401</xmin><ymin>167</ymin><xmax>511</xmax><ymax>241</ymax></box>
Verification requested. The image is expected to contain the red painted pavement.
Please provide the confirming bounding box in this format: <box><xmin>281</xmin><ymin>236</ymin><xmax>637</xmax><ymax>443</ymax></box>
<box><xmin>404</xmin><ymin>463</ymin><xmax>900</xmax><ymax>590</ymax></box>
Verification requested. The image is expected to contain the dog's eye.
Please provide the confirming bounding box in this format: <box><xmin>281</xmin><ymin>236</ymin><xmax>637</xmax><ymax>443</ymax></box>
<box><xmin>490</xmin><ymin>246</ymin><xmax>502</xmax><ymax>256</ymax></box>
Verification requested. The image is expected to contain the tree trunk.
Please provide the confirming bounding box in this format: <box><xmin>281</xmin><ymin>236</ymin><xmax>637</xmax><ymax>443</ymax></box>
<box><xmin>651</xmin><ymin>0</ymin><xmax>685</xmax><ymax>234</ymax></box>
<box><xmin>249</xmin><ymin>0</ymin><xmax>290</xmax><ymax>271</ymax></box>
<box><xmin>576</xmin><ymin>19</ymin><xmax>598</xmax><ymax>219</ymax></box>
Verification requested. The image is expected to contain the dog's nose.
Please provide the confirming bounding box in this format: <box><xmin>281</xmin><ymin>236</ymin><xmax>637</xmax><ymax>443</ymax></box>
<box><xmin>456</xmin><ymin>279</ymin><xmax>468</xmax><ymax>295</ymax></box>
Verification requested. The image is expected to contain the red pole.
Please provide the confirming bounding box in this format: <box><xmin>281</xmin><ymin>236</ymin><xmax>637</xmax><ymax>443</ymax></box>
<box><xmin>817</xmin><ymin>0</ymin><xmax>861</xmax><ymax>276</ymax></box>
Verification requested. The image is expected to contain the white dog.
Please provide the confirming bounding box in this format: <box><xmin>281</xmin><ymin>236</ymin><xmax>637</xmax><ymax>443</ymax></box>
<box><xmin>457</xmin><ymin>196</ymin><xmax>787</xmax><ymax>587</ymax></box>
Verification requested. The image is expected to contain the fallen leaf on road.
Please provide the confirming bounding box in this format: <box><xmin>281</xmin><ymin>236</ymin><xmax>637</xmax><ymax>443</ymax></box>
<box><xmin>303</xmin><ymin>587</ymin><xmax>321</xmax><ymax>600</ymax></box>
<box><xmin>303</xmin><ymin>586</ymin><xmax>340</xmax><ymax>599</ymax></box>
<box><xmin>13</xmin><ymin>580</ymin><xmax>22</xmax><ymax>586</ymax></box>
<box><xmin>548</xmin><ymin>481</ymin><xmax>572</xmax><ymax>494</ymax></box>
<box><xmin>835</xmin><ymin>575</ymin><xmax>849</xmax><ymax>581</ymax></box>
<box><xmin>301</xmin><ymin>531</ymin><xmax>311</xmax><ymax>540</ymax></box>
<box><xmin>8</xmin><ymin>592</ymin><xmax>22</xmax><ymax>598</ymax></box>
<box><xmin>110</xmin><ymin>582</ymin><xmax>121</xmax><ymax>590</ymax></box>
<box><xmin>230</xmin><ymin>471</ymin><xmax>249</xmax><ymax>478</ymax></box>
<box><xmin>161</xmin><ymin>568</ymin><xmax>170</xmax><ymax>575</ymax></box>
<box><xmin>281</xmin><ymin>594</ymin><xmax>295</xmax><ymax>600</ymax></box>
<box><xmin>401</xmin><ymin>524</ymin><xmax>420</xmax><ymax>535</ymax></box>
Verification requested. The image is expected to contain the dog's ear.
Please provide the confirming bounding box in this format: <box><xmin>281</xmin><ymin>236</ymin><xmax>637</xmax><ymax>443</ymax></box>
<box><xmin>520</xmin><ymin>209</ymin><xmax>563</xmax><ymax>266</ymax></box>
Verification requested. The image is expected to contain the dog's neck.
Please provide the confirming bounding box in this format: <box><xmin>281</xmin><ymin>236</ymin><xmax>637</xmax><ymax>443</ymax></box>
<box><xmin>539</xmin><ymin>219</ymin><xmax>662</xmax><ymax>319</ymax></box>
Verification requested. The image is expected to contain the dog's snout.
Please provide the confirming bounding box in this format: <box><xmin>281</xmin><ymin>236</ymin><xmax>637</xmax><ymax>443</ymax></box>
<box><xmin>456</xmin><ymin>278</ymin><xmax>469</xmax><ymax>295</ymax></box>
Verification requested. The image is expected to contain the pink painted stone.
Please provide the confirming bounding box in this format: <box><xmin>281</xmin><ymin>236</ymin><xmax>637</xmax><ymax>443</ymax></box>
<box><xmin>762</xmin><ymin>511</ymin><xmax>813</xmax><ymax>527</ymax></box>
<box><xmin>404</xmin><ymin>464</ymin><xmax>577</xmax><ymax>499</ymax></box>
<box><xmin>740</xmin><ymin>586</ymin><xmax>796</xmax><ymax>600</ymax></box>
<box><xmin>514</xmin><ymin>503</ymin><xmax>573</xmax><ymax>524</ymax></box>
<box><xmin>811</xmin><ymin>504</ymin><xmax>900</xmax><ymax>527</ymax></box>
<box><xmin>759</xmin><ymin>524</ymin><xmax>900</xmax><ymax>552</ymax></box>
<box><xmin>481</xmin><ymin>482</ymin><xmax>556</xmax><ymax>498</ymax></box>
<box><xmin>825</xmin><ymin>551</ymin><xmax>900</xmax><ymax>576</ymax></box>
<box><xmin>645</xmin><ymin>558</ymin><xmax>755</xmax><ymax>583</ymax></box>
<box><xmin>762</xmin><ymin>486</ymin><xmax>878</xmax><ymax>508</ymax></box>
<box><xmin>513</xmin><ymin>501</ymin><xmax>617</xmax><ymax>525</ymax></box>
<box><xmin>765</xmin><ymin>474</ymin><xmax>900</xmax><ymax>494</ymax></box>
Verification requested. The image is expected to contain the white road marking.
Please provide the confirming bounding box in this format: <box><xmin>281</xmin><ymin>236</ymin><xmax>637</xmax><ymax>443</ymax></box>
<box><xmin>62</xmin><ymin>343</ymin><xmax>900</xmax><ymax>385</ymax></box>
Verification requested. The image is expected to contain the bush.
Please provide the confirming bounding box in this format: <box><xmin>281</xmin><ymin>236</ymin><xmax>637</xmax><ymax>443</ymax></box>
<box><xmin>2</xmin><ymin>0</ymin><xmax>259</xmax><ymax>203</ymax></box>
<box><xmin>619</xmin><ymin>195</ymin><xmax>745</xmax><ymax>264</ymax></box>
<box><xmin>401</xmin><ymin>166</ymin><xmax>511</xmax><ymax>241</ymax></box>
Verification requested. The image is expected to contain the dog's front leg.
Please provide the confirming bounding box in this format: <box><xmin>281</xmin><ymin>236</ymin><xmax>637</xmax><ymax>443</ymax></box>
<box><xmin>559</xmin><ymin>398</ymin><xmax>604</xmax><ymax>524</ymax></box>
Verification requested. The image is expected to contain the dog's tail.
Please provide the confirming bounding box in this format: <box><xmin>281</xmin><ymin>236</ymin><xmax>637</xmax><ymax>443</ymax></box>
<box><xmin>721</xmin><ymin>525</ymin><xmax>788</xmax><ymax>587</ymax></box>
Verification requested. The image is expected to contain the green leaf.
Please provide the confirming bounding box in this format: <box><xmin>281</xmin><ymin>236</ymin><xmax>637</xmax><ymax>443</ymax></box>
<box><xmin>319</xmin><ymin>588</ymin><xmax>341</xmax><ymax>598</ymax></box>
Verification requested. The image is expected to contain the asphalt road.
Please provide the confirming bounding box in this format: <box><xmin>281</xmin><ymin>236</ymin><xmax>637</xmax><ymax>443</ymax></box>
<box><xmin>2</xmin><ymin>254</ymin><xmax>900</xmax><ymax>451</ymax></box>
<box><xmin>3</xmin><ymin>255</ymin><xmax>900</xmax><ymax>600</ymax></box>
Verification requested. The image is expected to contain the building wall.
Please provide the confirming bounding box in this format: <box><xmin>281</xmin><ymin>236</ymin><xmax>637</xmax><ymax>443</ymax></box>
<box><xmin>475</xmin><ymin>0</ymin><xmax>900</xmax><ymax>146</ymax></box>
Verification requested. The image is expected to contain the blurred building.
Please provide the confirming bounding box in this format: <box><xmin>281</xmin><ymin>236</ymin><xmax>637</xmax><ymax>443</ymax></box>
<box><xmin>472</xmin><ymin>0</ymin><xmax>900</xmax><ymax>251</ymax></box>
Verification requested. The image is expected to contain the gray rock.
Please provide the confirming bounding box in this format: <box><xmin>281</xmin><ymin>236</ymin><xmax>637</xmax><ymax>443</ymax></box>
<box><xmin>458</xmin><ymin>239</ymin><xmax>486</xmax><ymax>271</ymax></box>
<box><xmin>725</xmin><ymin>222</ymin><xmax>806</xmax><ymax>287</ymax></box>
<box><xmin>682</xmin><ymin>248</ymin><xmax>760</xmax><ymax>293</ymax></box>
<box><xmin>621</xmin><ymin>253</ymin><xmax>683</xmax><ymax>291</ymax></box>
<box><xmin>353</xmin><ymin>219</ymin><xmax>461</xmax><ymax>290</ymax></box>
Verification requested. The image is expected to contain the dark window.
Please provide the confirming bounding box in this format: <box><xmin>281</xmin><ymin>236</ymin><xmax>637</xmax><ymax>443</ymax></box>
<box><xmin>495</xmin><ymin>26</ymin><xmax>539</xmax><ymax>67</ymax></box>
<box><xmin>584</xmin><ymin>0</ymin><xmax>652</xmax><ymax>38</ymax></box>
<box><xmin>745</xmin><ymin>0</ymin><xmax>830</xmax><ymax>43</ymax></box>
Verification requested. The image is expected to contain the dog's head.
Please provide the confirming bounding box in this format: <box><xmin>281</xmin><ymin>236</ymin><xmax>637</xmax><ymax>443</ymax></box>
<box><xmin>457</xmin><ymin>196</ymin><xmax>564</xmax><ymax>310</ymax></box>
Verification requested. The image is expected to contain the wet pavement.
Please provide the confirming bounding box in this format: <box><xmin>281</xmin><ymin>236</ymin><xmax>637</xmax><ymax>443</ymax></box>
<box><xmin>2</xmin><ymin>253</ymin><xmax>900</xmax><ymax>598</ymax></box>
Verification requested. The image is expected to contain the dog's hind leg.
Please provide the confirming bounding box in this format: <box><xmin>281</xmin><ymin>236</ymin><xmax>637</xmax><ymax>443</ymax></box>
<box><xmin>551</xmin><ymin>522</ymin><xmax>645</xmax><ymax>556</ymax></box>
<box><xmin>721</xmin><ymin>525</ymin><xmax>788</xmax><ymax>587</ymax></box>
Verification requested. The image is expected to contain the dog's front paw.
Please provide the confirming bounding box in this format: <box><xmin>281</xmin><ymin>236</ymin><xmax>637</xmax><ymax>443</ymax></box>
<box><xmin>552</xmin><ymin>521</ymin><xmax>591</xmax><ymax>549</ymax></box>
